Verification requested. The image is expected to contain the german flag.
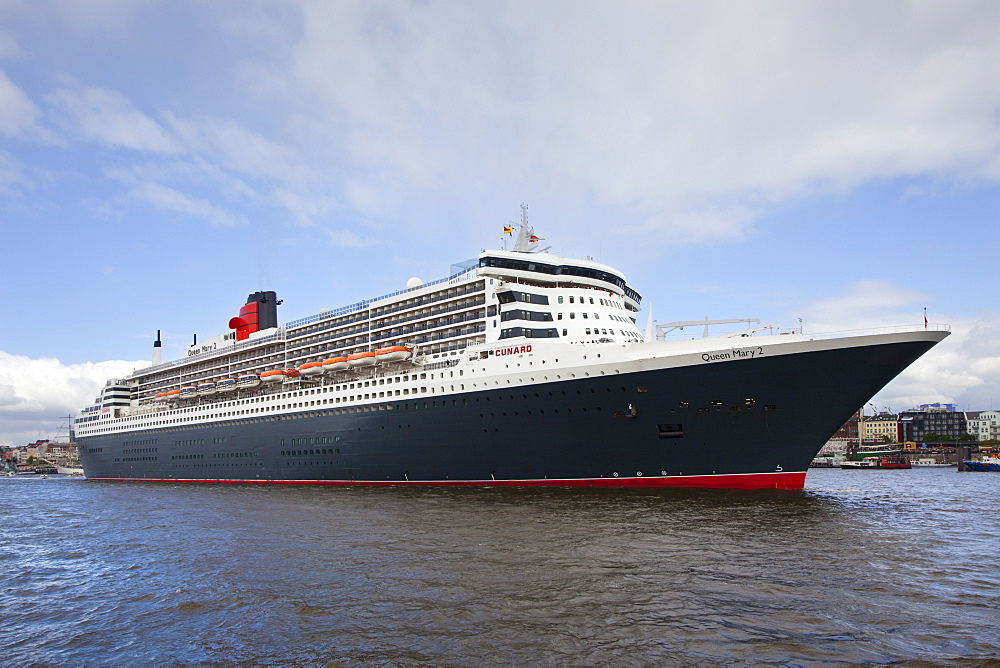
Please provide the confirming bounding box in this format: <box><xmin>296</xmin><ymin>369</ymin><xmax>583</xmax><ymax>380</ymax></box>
<box><xmin>503</xmin><ymin>226</ymin><xmax>514</xmax><ymax>235</ymax></box>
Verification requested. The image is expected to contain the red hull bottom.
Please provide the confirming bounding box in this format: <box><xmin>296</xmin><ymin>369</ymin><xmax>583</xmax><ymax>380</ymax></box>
<box><xmin>88</xmin><ymin>470</ymin><xmax>808</xmax><ymax>491</ymax></box>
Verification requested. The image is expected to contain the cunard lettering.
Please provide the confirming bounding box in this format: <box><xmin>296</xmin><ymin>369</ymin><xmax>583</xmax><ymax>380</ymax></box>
<box><xmin>495</xmin><ymin>344</ymin><xmax>532</xmax><ymax>356</ymax></box>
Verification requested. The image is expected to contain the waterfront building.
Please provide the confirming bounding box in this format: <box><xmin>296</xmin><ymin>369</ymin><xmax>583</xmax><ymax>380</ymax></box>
<box><xmin>966</xmin><ymin>410</ymin><xmax>1000</xmax><ymax>441</ymax></box>
<box><xmin>899</xmin><ymin>405</ymin><xmax>968</xmax><ymax>442</ymax></box>
<box><xmin>861</xmin><ymin>413</ymin><xmax>902</xmax><ymax>443</ymax></box>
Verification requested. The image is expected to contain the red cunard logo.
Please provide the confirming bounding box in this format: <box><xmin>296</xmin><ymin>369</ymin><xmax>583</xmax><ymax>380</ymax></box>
<box><xmin>495</xmin><ymin>344</ymin><xmax>532</xmax><ymax>356</ymax></box>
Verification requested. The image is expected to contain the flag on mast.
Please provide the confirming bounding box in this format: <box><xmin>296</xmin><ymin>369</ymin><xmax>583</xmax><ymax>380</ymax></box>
<box><xmin>503</xmin><ymin>226</ymin><xmax>514</xmax><ymax>236</ymax></box>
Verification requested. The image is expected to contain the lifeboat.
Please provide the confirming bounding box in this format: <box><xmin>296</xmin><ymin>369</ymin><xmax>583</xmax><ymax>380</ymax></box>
<box><xmin>153</xmin><ymin>392</ymin><xmax>170</xmax><ymax>402</ymax></box>
<box><xmin>323</xmin><ymin>357</ymin><xmax>349</xmax><ymax>372</ymax></box>
<box><xmin>347</xmin><ymin>351</ymin><xmax>377</xmax><ymax>368</ymax></box>
<box><xmin>298</xmin><ymin>361</ymin><xmax>325</xmax><ymax>376</ymax></box>
<box><xmin>374</xmin><ymin>345</ymin><xmax>412</xmax><ymax>363</ymax></box>
<box><xmin>282</xmin><ymin>368</ymin><xmax>302</xmax><ymax>382</ymax></box>
<box><xmin>164</xmin><ymin>389</ymin><xmax>182</xmax><ymax>402</ymax></box>
<box><xmin>237</xmin><ymin>374</ymin><xmax>261</xmax><ymax>388</ymax></box>
<box><xmin>197</xmin><ymin>382</ymin><xmax>217</xmax><ymax>396</ymax></box>
<box><xmin>260</xmin><ymin>370</ymin><xmax>286</xmax><ymax>383</ymax></box>
<box><xmin>216</xmin><ymin>378</ymin><xmax>238</xmax><ymax>392</ymax></box>
<box><xmin>179</xmin><ymin>386</ymin><xmax>197</xmax><ymax>399</ymax></box>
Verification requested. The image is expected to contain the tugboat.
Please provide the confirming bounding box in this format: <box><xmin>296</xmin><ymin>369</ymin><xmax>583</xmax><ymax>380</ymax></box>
<box><xmin>962</xmin><ymin>455</ymin><xmax>1000</xmax><ymax>472</ymax></box>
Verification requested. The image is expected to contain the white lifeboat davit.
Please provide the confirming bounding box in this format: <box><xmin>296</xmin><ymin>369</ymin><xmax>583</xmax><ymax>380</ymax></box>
<box><xmin>347</xmin><ymin>352</ymin><xmax>377</xmax><ymax>368</ymax></box>
<box><xmin>374</xmin><ymin>345</ymin><xmax>412</xmax><ymax>363</ymax></box>
<box><xmin>323</xmin><ymin>357</ymin><xmax>349</xmax><ymax>372</ymax></box>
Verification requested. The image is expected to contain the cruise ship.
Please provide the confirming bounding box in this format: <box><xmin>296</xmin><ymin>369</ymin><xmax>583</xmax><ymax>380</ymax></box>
<box><xmin>74</xmin><ymin>208</ymin><xmax>949</xmax><ymax>489</ymax></box>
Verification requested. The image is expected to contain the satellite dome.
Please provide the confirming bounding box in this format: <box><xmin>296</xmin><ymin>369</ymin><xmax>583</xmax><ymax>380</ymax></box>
<box><xmin>406</xmin><ymin>277</ymin><xmax>423</xmax><ymax>290</ymax></box>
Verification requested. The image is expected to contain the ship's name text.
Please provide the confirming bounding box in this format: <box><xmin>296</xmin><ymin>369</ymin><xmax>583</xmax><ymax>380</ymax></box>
<box><xmin>495</xmin><ymin>344</ymin><xmax>532</xmax><ymax>356</ymax></box>
<box><xmin>702</xmin><ymin>347</ymin><xmax>763</xmax><ymax>362</ymax></box>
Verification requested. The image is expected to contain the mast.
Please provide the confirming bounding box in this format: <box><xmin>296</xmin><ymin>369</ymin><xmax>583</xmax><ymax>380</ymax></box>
<box><xmin>512</xmin><ymin>203</ymin><xmax>550</xmax><ymax>253</ymax></box>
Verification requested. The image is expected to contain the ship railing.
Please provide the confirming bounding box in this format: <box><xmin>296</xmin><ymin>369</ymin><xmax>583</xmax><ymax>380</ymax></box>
<box><xmin>141</xmin><ymin>329</ymin><xmax>288</xmax><ymax>373</ymax></box>
<box><xmin>802</xmin><ymin>323</ymin><xmax>951</xmax><ymax>341</ymax></box>
<box><xmin>284</xmin><ymin>267</ymin><xmax>481</xmax><ymax>330</ymax></box>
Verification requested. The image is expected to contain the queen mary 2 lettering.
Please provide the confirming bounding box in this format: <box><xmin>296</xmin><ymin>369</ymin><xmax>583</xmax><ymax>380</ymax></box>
<box><xmin>73</xmin><ymin>206</ymin><xmax>949</xmax><ymax>490</ymax></box>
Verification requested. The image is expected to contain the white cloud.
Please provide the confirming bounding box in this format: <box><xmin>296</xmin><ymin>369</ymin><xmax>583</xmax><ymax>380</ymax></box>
<box><xmin>0</xmin><ymin>148</ymin><xmax>30</xmax><ymax>194</ymax></box>
<box><xmin>0</xmin><ymin>351</ymin><xmax>148</xmax><ymax>446</ymax></box>
<box><xmin>123</xmin><ymin>180</ymin><xmax>242</xmax><ymax>227</ymax></box>
<box><xmin>792</xmin><ymin>281</ymin><xmax>1000</xmax><ymax>413</ymax></box>
<box><xmin>273</xmin><ymin>0</ymin><xmax>1000</xmax><ymax>241</ymax></box>
<box><xmin>326</xmin><ymin>228</ymin><xmax>373</xmax><ymax>248</ymax></box>
<box><xmin>0</xmin><ymin>68</ymin><xmax>39</xmax><ymax>137</ymax></box>
<box><xmin>164</xmin><ymin>113</ymin><xmax>314</xmax><ymax>189</ymax></box>
<box><xmin>44</xmin><ymin>85</ymin><xmax>179</xmax><ymax>153</ymax></box>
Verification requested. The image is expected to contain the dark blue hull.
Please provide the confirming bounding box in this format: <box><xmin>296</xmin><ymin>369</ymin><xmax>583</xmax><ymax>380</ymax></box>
<box><xmin>78</xmin><ymin>338</ymin><xmax>937</xmax><ymax>489</ymax></box>
<box><xmin>963</xmin><ymin>462</ymin><xmax>1000</xmax><ymax>472</ymax></box>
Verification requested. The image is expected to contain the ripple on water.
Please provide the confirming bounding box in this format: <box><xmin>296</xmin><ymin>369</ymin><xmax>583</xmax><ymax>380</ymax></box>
<box><xmin>1</xmin><ymin>470</ymin><xmax>998</xmax><ymax>664</ymax></box>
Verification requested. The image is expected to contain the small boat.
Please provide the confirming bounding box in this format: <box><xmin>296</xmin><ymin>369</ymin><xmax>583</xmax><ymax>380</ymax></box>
<box><xmin>164</xmin><ymin>389</ymin><xmax>182</xmax><ymax>402</ymax></box>
<box><xmin>346</xmin><ymin>351</ymin><xmax>377</xmax><ymax>368</ymax></box>
<box><xmin>298</xmin><ymin>361</ymin><xmax>325</xmax><ymax>376</ymax></box>
<box><xmin>236</xmin><ymin>374</ymin><xmax>261</xmax><ymax>388</ymax></box>
<box><xmin>841</xmin><ymin>456</ymin><xmax>912</xmax><ymax>469</ymax></box>
<box><xmin>374</xmin><ymin>345</ymin><xmax>412</xmax><ymax>363</ymax></box>
<box><xmin>179</xmin><ymin>385</ymin><xmax>197</xmax><ymax>399</ymax></box>
<box><xmin>216</xmin><ymin>378</ymin><xmax>238</xmax><ymax>392</ymax></box>
<box><xmin>197</xmin><ymin>382</ymin><xmax>217</xmax><ymax>396</ymax></box>
<box><xmin>322</xmin><ymin>357</ymin><xmax>349</xmax><ymax>372</ymax></box>
<box><xmin>912</xmin><ymin>458</ymin><xmax>953</xmax><ymax>467</ymax></box>
<box><xmin>962</xmin><ymin>456</ymin><xmax>1000</xmax><ymax>472</ymax></box>
<box><xmin>260</xmin><ymin>369</ymin><xmax>286</xmax><ymax>383</ymax></box>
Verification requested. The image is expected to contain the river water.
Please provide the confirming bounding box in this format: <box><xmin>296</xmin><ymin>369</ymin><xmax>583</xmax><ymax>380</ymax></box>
<box><xmin>1</xmin><ymin>468</ymin><xmax>997</xmax><ymax>665</ymax></box>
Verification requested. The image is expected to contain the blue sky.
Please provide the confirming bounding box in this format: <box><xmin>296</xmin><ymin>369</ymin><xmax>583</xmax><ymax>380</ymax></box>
<box><xmin>1</xmin><ymin>0</ymin><xmax>998</xmax><ymax>445</ymax></box>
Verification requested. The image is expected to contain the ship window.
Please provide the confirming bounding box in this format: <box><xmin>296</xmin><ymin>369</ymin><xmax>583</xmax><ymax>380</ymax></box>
<box><xmin>569</xmin><ymin>296</ymin><xmax>574</xmax><ymax>304</ymax></box>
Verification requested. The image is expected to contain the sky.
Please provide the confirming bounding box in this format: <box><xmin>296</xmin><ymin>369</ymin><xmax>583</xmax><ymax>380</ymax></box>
<box><xmin>1</xmin><ymin>0</ymin><xmax>998</xmax><ymax>446</ymax></box>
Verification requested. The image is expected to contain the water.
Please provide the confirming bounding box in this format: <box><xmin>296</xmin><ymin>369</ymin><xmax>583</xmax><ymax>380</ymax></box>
<box><xmin>1</xmin><ymin>469</ymin><xmax>998</xmax><ymax>665</ymax></box>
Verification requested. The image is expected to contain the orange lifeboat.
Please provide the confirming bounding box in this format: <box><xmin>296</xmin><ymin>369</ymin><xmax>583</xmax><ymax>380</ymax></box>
<box><xmin>260</xmin><ymin>370</ymin><xmax>285</xmax><ymax>383</ymax></box>
<box><xmin>282</xmin><ymin>368</ymin><xmax>301</xmax><ymax>378</ymax></box>
<box><xmin>298</xmin><ymin>361</ymin><xmax>325</xmax><ymax>376</ymax></box>
<box><xmin>164</xmin><ymin>389</ymin><xmax>182</xmax><ymax>400</ymax></box>
<box><xmin>323</xmin><ymin>357</ymin><xmax>349</xmax><ymax>372</ymax></box>
<box><xmin>374</xmin><ymin>345</ymin><xmax>412</xmax><ymax>363</ymax></box>
<box><xmin>346</xmin><ymin>351</ymin><xmax>377</xmax><ymax>368</ymax></box>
